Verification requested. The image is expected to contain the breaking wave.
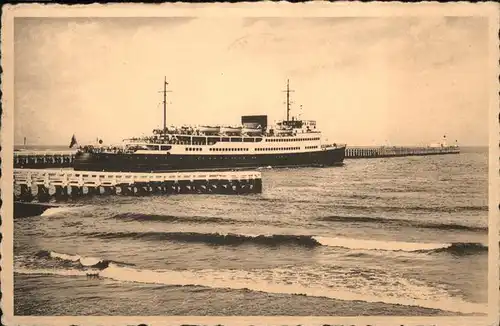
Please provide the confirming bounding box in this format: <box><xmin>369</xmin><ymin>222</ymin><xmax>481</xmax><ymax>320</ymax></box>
<box><xmin>84</xmin><ymin>231</ymin><xmax>488</xmax><ymax>255</ymax></box>
<box><xmin>34</xmin><ymin>250</ymin><xmax>133</xmax><ymax>270</ymax></box>
<box><xmin>313</xmin><ymin>237</ymin><xmax>487</xmax><ymax>255</ymax></box>
<box><xmin>318</xmin><ymin>215</ymin><xmax>487</xmax><ymax>232</ymax></box>
<box><xmin>40</xmin><ymin>205</ymin><xmax>87</xmax><ymax>217</ymax></box>
<box><xmin>41</xmin><ymin>207</ymin><xmax>74</xmax><ymax>217</ymax></box>
<box><xmin>86</xmin><ymin>231</ymin><xmax>322</xmax><ymax>248</ymax></box>
<box><xmin>422</xmin><ymin>242</ymin><xmax>488</xmax><ymax>255</ymax></box>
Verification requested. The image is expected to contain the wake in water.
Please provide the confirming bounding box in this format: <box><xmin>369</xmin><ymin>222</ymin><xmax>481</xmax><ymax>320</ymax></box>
<box><xmin>83</xmin><ymin>231</ymin><xmax>487</xmax><ymax>255</ymax></box>
<box><xmin>15</xmin><ymin>250</ymin><xmax>487</xmax><ymax>315</ymax></box>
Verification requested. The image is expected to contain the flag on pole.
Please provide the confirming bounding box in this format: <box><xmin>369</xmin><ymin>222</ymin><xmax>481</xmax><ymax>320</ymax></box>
<box><xmin>69</xmin><ymin>134</ymin><xmax>78</xmax><ymax>148</ymax></box>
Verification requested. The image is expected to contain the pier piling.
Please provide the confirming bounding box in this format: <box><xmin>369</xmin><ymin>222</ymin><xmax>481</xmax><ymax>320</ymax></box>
<box><xmin>37</xmin><ymin>185</ymin><xmax>50</xmax><ymax>203</ymax></box>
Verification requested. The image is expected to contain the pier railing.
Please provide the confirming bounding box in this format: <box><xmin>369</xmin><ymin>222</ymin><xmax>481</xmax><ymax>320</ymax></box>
<box><xmin>14</xmin><ymin>168</ymin><xmax>263</xmax><ymax>202</ymax></box>
<box><xmin>14</xmin><ymin>169</ymin><xmax>261</xmax><ymax>187</ymax></box>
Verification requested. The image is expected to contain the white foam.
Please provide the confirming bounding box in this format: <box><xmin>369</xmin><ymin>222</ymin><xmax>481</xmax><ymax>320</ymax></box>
<box><xmin>79</xmin><ymin>257</ymin><xmax>102</xmax><ymax>266</ymax></box>
<box><xmin>16</xmin><ymin>267</ymin><xmax>87</xmax><ymax>277</ymax></box>
<box><xmin>15</xmin><ymin>263</ymin><xmax>486</xmax><ymax>315</ymax></box>
<box><xmin>313</xmin><ymin>236</ymin><xmax>448</xmax><ymax>252</ymax></box>
<box><xmin>50</xmin><ymin>251</ymin><xmax>81</xmax><ymax>261</ymax></box>
<box><xmin>49</xmin><ymin>251</ymin><xmax>103</xmax><ymax>266</ymax></box>
<box><xmin>97</xmin><ymin>265</ymin><xmax>486</xmax><ymax>315</ymax></box>
<box><xmin>41</xmin><ymin>206</ymin><xmax>81</xmax><ymax>217</ymax></box>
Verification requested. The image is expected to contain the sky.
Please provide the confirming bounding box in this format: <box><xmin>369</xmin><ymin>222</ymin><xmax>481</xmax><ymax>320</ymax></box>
<box><xmin>14</xmin><ymin>16</ymin><xmax>490</xmax><ymax>146</ymax></box>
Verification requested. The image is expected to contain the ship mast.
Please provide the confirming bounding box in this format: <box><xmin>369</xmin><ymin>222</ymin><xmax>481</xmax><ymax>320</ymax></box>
<box><xmin>161</xmin><ymin>77</ymin><xmax>172</xmax><ymax>132</ymax></box>
<box><xmin>163</xmin><ymin>77</ymin><xmax>167</xmax><ymax>131</ymax></box>
<box><xmin>283</xmin><ymin>79</ymin><xmax>295</xmax><ymax>121</ymax></box>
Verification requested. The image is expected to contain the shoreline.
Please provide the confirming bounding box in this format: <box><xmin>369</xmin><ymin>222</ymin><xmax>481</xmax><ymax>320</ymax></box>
<box><xmin>14</xmin><ymin>273</ymin><xmax>478</xmax><ymax>317</ymax></box>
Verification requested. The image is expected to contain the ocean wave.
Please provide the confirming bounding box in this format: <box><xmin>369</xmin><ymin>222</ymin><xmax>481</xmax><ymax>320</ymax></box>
<box><xmin>318</xmin><ymin>215</ymin><xmax>487</xmax><ymax>232</ymax></box>
<box><xmin>420</xmin><ymin>242</ymin><xmax>488</xmax><ymax>255</ymax></box>
<box><xmin>316</xmin><ymin>237</ymin><xmax>488</xmax><ymax>255</ymax></box>
<box><xmin>84</xmin><ymin>231</ymin><xmax>487</xmax><ymax>255</ymax></box>
<box><xmin>332</xmin><ymin>204</ymin><xmax>488</xmax><ymax>213</ymax></box>
<box><xmin>110</xmin><ymin>213</ymin><xmax>235</xmax><ymax>225</ymax></box>
<box><xmin>87</xmin><ymin>231</ymin><xmax>322</xmax><ymax>248</ymax></box>
<box><xmin>15</xmin><ymin>264</ymin><xmax>487</xmax><ymax>315</ymax></box>
<box><xmin>314</xmin><ymin>236</ymin><xmax>449</xmax><ymax>252</ymax></box>
<box><xmin>34</xmin><ymin>250</ymin><xmax>133</xmax><ymax>270</ymax></box>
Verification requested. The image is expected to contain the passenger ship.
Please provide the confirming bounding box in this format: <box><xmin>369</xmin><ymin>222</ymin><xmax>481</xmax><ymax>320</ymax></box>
<box><xmin>73</xmin><ymin>79</ymin><xmax>346</xmax><ymax>172</ymax></box>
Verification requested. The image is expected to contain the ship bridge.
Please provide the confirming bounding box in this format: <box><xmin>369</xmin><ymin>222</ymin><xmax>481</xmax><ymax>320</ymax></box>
<box><xmin>279</xmin><ymin>119</ymin><xmax>318</xmax><ymax>133</ymax></box>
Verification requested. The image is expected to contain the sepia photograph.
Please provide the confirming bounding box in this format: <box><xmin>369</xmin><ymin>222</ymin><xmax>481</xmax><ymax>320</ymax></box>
<box><xmin>1</xmin><ymin>2</ymin><xmax>498</xmax><ymax>325</ymax></box>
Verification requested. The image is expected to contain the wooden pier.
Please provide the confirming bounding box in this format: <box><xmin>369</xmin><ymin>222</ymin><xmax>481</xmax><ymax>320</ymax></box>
<box><xmin>14</xmin><ymin>169</ymin><xmax>262</xmax><ymax>202</ymax></box>
<box><xmin>345</xmin><ymin>146</ymin><xmax>460</xmax><ymax>159</ymax></box>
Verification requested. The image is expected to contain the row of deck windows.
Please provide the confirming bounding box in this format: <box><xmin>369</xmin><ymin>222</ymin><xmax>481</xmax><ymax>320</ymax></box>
<box><xmin>265</xmin><ymin>137</ymin><xmax>320</xmax><ymax>142</ymax></box>
<box><xmin>209</xmin><ymin>148</ymin><xmax>250</xmax><ymax>152</ymax></box>
<box><xmin>196</xmin><ymin>156</ymin><xmax>256</xmax><ymax>160</ymax></box>
<box><xmin>305</xmin><ymin>146</ymin><xmax>319</xmax><ymax>149</ymax></box>
<box><xmin>255</xmin><ymin>147</ymin><xmax>300</xmax><ymax>151</ymax></box>
<box><xmin>186</xmin><ymin>147</ymin><xmax>304</xmax><ymax>152</ymax></box>
<box><xmin>190</xmin><ymin>156</ymin><xmax>291</xmax><ymax>160</ymax></box>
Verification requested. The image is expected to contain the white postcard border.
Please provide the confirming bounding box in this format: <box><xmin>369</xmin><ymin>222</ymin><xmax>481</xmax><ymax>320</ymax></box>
<box><xmin>1</xmin><ymin>2</ymin><xmax>499</xmax><ymax>326</ymax></box>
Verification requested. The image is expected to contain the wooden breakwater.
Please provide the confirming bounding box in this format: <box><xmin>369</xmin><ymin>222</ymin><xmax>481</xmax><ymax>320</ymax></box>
<box><xmin>345</xmin><ymin>146</ymin><xmax>460</xmax><ymax>159</ymax></box>
<box><xmin>14</xmin><ymin>169</ymin><xmax>262</xmax><ymax>202</ymax></box>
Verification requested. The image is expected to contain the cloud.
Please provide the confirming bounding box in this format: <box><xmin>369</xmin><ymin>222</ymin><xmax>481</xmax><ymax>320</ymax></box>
<box><xmin>14</xmin><ymin>16</ymin><xmax>489</xmax><ymax>146</ymax></box>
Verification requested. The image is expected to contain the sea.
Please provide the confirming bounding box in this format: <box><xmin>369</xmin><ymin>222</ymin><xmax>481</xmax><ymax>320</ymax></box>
<box><xmin>13</xmin><ymin>146</ymin><xmax>489</xmax><ymax>316</ymax></box>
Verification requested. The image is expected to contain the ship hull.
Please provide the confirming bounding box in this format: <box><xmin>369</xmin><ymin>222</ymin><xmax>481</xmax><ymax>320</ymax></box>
<box><xmin>73</xmin><ymin>147</ymin><xmax>346</xmax><ymax>172</ymax></box>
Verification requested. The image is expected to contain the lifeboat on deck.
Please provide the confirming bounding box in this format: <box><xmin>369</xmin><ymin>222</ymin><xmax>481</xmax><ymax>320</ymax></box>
<box><xmin>242</xmin><ymin>127</ymin><xmax>262</xmax><ymax>136</ymax></box>
<box><xmin>221</xmin><ymin>126</ymin><xmax>242</xmax><ymax>135</ymax></box>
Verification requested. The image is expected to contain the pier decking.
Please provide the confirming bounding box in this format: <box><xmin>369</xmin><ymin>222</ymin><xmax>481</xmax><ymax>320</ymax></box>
<box><xmin>14</xmin><ymin>168</ymin><xmax>263</xmax><ymax>202</ymax></box>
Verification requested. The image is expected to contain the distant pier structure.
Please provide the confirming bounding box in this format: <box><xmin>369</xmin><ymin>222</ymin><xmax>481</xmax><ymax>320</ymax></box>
<box><xmin>345</xmin><ymin>145</ymin><xmax>460</xmax><ymax>159</ymax></box>
<box><xmin>14</xmin><ymin>151</ymin><xmax>75</xmax><ymax>168</ymax></box>
<box><xmin>14</xmin><ymin>169</ymin><xmax>263</xmax><ymax>202</ymax></box>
